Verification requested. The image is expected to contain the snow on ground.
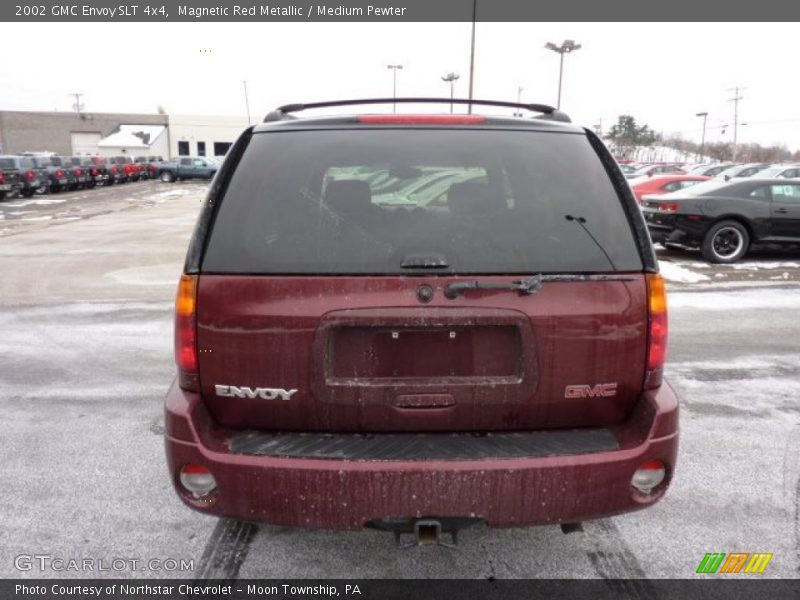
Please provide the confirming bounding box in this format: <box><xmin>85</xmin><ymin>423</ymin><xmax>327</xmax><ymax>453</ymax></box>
<box><xmin>667</xmin><ymin>353</ymin><xmax>800</xmax><ymax>425</ymax></box>
<box><xmin>669</xmin><ymin>286</ymin><xmax>800</xmax><ymax>310</ymax></box>
<box><xmin>4</xmin><ymin>198</ymin><xmax>68</xmax><ymax>208</ymax></box>
<box><xmin>730</xmin><ymin>261</ymin><xmax>800</xmax><ymax>270</ymax></box>
<box><xmin>148</xmin><ymin>187</ymin><xmax>199</xmax><ymax>201</ymax></box>
<box><xmin>658</xmin><ymin>260</ymin><xmax>710</xmax><ymax>283</ymax></box>
<box><xmin>104</xmin><ymin>264</ymin><xmax>183</xmax><ymax>286</ymax></box>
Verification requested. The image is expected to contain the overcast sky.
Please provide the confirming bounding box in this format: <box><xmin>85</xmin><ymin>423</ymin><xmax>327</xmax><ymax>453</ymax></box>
<box><xmin>2</xmin><ymin>22</ymin><xmax>799</xmax><ymax>151</ymax></box>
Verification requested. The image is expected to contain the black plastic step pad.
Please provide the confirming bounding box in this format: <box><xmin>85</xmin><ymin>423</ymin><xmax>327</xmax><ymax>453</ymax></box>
<box><xmin>228</xmin><ymin>428</ymin><xmax>619</xmax><ymax>461</ymax></box>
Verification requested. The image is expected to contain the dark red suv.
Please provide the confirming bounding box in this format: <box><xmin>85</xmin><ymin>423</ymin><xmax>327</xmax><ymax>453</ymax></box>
<box><xmin>165</xmin><ymin>99</ymin><xmax>678</xmax><ymax>541</ymax></box>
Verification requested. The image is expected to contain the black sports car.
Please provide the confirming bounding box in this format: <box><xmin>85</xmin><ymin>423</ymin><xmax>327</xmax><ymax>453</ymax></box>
<box><xmin>642</xmin><ymin>178</ymin><xmax>800</xmax><ymax>263</ymax></box>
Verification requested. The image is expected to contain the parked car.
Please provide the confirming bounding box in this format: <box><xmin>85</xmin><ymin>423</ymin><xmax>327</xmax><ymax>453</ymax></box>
<box><xmin>624</xmin><ymin>163</ymin><xmax>686</xmax><ymax>179</ymax></box>
<box><xmin>71</xmin><ymin>156</ymin><xmax>109</xmax><ymax>188</ymax></box>
<box><xmin>642</xmin><ymin>178</ymin><xmax>800</xmax><ymax>262</ymax></box>
<box><xmin>164</xmin><ymin>99</ymin><xmax>678</xmax><ymax>540</ymax></box>
<box><xmin>24</xmin><ymin>155</ymin><xmax>60</xmax><ymax>195</ymax></box>
<box><xmin>0</xmin><ymin>156</ymin><xmax>23</xmax><ymax>200</ymax></box>
<box><xmin>49</xmin><ymin>155</ymin><xmax>86</xmax><ymax>193</ymax></box>
<box><xmin>106</xmin><ymin>156</ymin><xmax>132</xmax><ymax>183</ymax></box>
<box><xmin>134</xmin><ymin>156</ymin><xmax>155</xmax><ymax>180</ymax></box>
<box><xmin>0</xmin><ymin>155</ymin><xmax>47</xmax><ymax>197</ymax></box>
<box><xmin>90</xmin><ymin>156</ymin><xmax>123</xmax><ymax>185</ymax></box>
<box><xmin>715</xmin><ymin>163</ymin><xmax>770</xmax><ymax>181</ymax></box>
<box><xmin>685</xmin><ymin>163</ymin><xmax>734</xmax><ymax>177</ymax></box>
<box><xmin>51</xmin><ymin>156</ymin><xmax>89</xmax><ymax>190</ymax></box>
<box><xmin>157</xmin><ymin>156</ymin><xmax>218</xmax><ymax>182</ymax></box>
<box><xmin>753</xmin><ymin>164</ymin><xmax>800</xmax><ymax>180</ymax></box>
<box><xmin>114</xmin><ymin>156</ymin><xmax>140</xmax><ymax>182</ymax></box>
<box><xmin>629</xmin><ymin>174</ymin><xmax>711</xmax><ymax>204</ymax></box>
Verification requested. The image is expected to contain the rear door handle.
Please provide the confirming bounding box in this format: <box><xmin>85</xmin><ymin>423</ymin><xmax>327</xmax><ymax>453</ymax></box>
<box><xmin>774</xmin><ymin>208</ymin><xmax>789</xmax><ymax>214</ymax></box>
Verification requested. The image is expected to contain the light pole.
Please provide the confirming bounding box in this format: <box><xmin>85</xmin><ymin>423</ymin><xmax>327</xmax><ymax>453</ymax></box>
<box><xmin>696</xmin><ymin>111</ymin><xmax>708</xmax><ymax>162</ymax></box>
<box><xmin>243</xmin><ymin>80</ymin><xmax>251</xmax><ymax>125</ymax></box>
<box><xmin>467</xmin><ymin>0</ymin><xmax>477</xmax><ymax>114</ymax></box>
<box><xmin>544</xmin><ymin>39</ymin><xmax>581</xmax><ymax>109</ymax></box>
<box><xmin>441</xmin><ymin>72</ymin><xmax>460</xmax><ymax>113</ymax></box>
<box><xmin>387</xmin><ymin>64</ymin><xmax>403</xmax><ymax>113</ymax></box>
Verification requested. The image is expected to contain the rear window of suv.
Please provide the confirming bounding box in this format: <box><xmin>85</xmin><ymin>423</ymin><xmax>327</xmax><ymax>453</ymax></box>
<box><xmin>202</xmin><ymin>128</ymin><xmax>643</xmax><ymax>274</ymax></box>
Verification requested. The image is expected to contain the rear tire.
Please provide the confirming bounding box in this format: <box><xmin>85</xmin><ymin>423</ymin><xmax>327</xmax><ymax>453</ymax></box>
<box><xmin>160</xmin><ymin>171</ymin><xmax>175</xmax><ymax>183</ymax></box>
<box><xmin>701</xmin><ymin>220</ymin><xmax>750</xmax><ymax>263</ymax></box>
<box><xmin>21</xmin><ymin>189</ymin><xmax>34</xmax><ymax>198</ymax></box>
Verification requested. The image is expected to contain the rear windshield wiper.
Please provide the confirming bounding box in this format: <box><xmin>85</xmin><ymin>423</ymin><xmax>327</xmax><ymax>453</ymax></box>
<box><xmin>444</xmin><ymin>275</ymin><xmax>544</xmax><ymax>299</ymax></box>
<box><xmin>444</xmin><ymin>274</ymin><xmax>635</xmax><ymax>299</ymax></box>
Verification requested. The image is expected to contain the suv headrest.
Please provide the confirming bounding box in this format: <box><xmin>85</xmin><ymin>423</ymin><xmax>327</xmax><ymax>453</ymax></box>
<box><xmin>324</xmin><ymin>179</ymin><xmax>373</xmax><ymax>213</ymax></box>
<box><xmin>447</xmin><ymin>181</ymin><xmax>505</xmax><ymax>215</ymax></box>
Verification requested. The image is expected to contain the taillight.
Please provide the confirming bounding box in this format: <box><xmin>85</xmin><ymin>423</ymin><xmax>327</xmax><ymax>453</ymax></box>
<box><xmin>111</xmin><ymin>166</ymin><xmax>118</xmax><ymax>174</ymax></box>
<box><xmin>25</xmin><ymin>171</ymin><xmax>35</xmax><ymax>181</ymax></box>
<box><xmin>0</xmin><ymin>172</ymin><xmax>4</xmax><ymax>184</ymax></box>
<box><xmin>645</xmin><ymin>273</ymin><xmax>668</xmax><ymax>389</ymax></box>
<box><xmin>90</xmin><ymin>168</ymin><xmax>98</xmax><ymax>176</ymax></box>
<box><xmin>55</xmin><ymin>169</ymin><xmax>64</xmax><ymax>178</ymax></box>
<box><xmin>657</xmin><ymin>202</ymin><xmax>679</xmax><ymax>213</ymax></box>
<box><xmin>75</xmin><ymin>168</ymin><xmax>83</xmax><ymax>177</ymax></box>
<box><xmin>149</xmin><ymin>164</ymin><xmax>156</xmax><ymax>172</ymax></box>
<box><xmin>358</xmin><ymin>114</ymin><xmax>486</xmax><ymax>125</ymax></box>
<box><xmin>175</xmin><ymin>274</ymin><xmax>198</xmax><ymax>391</ymax></box>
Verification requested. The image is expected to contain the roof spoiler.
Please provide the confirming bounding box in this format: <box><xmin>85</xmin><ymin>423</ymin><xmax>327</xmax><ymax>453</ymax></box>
<box><xmin>263</xmin><ymin>98</ymin><xmax>571</xmax><ymax>123</ymax></box>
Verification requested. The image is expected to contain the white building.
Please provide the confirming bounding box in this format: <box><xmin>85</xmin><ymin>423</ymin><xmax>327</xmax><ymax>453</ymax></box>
<box><xmin>167</xmin><ymin>114</ymin><xmax>250</xmax><ymax>158</ymax></box>
<box><xmin>96</xmin><ymin>124</ymin><xmax>169</xmax><ymax>158</ymax></box>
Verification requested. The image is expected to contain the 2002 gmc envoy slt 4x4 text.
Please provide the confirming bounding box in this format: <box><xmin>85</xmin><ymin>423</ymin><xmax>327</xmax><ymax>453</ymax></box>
<box><xmin>164</xmin><ymin>98</ymin><xmax>678</xmax><ymax>544</ymax></box>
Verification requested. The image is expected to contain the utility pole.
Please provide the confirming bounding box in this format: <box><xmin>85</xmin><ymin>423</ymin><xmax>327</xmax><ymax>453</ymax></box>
<box><xmin>69</xmin><ymin>92</ymin><xmax>84</xmax><ymax>115</ymax></box>
<box><xmin>387</xmin><ymin>64</ymin><xmax>403</xmax><ymax>113</ymax></box>
<box><xmin>243</xmin><ymin>80</ymin><xmax>251</xmax><ymax>125</ymax></box>
<box><xmin>513</xmin><ymin>86</ymin><xmax>523</xmax><ymax>117</ymax></box>
<box><xmin>544</xmin><ymin>40</ymin><xmax>582</xmax><ymax>109</ymax></box>
<box><xmin>467</xmin><ymin>0</ymin><xmax>477</xmax><ymax>114</ymax></box>
<box><xmin>441</xmin><ymin>73</ymin><xmax>460</xmax><ymax>113</ymax></box>
<box><xmin>727</xmin><ymin>87</ymin><xmax>745</xmax><ymax>161</ymax></box>
<box><xmin>696</xmin><ymin>111</ymin><xmax>708</xmax><ymax>162</ymax></box>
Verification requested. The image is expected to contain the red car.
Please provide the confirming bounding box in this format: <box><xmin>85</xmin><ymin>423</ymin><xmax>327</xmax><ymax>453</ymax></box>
<box><xmin>630</xmin><ymin>174</ymin><xmax>711</xmax><ymax>204</ymax></box>
<box><xmin>164</xmin><ymin>99</ymin><xmax>678</xmax><ymax>542</ymax></box>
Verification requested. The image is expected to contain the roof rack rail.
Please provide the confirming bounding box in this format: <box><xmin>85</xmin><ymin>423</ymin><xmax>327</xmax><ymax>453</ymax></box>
<box><xmin>263</xmin><ymin>98</ymin><xmax>571</xmax><ymax>123</ymax></box>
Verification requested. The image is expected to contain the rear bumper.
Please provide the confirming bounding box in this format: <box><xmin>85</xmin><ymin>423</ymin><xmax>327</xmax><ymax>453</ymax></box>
<box><xmin>164</xmin><ymin>381</ymin><xmax>679</xmax><ymax>529</ymax></box>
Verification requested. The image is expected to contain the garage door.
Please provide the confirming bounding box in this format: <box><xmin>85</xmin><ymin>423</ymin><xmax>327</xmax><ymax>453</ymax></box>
<box><xmin>71</xmin><ymin>132</ymin><xmax>101</xmax><ymax>155</ymax></box>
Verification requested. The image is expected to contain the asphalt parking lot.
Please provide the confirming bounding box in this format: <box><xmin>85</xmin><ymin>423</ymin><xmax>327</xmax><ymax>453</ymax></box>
<box><xmin>1</xmin><ymin>182</ymin><xmax>799</xmax><ymax>580</ymax></box>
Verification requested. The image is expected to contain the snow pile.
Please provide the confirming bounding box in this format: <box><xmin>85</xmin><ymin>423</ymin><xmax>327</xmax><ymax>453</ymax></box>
<box><xmin>659</xmin><ymin>261</ymin><xmax>710</xmax><ymax>283</ymax></box>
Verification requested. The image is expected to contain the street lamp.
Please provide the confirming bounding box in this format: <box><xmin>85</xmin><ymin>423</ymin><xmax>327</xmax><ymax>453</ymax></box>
<box><xmin>544</xmin><ymin>39</ymin><xmax>582</xmax><ymax>109</ymax></box>
<box><xmin>696</xmin><ymin>111</ymin><xmax>708</xmax><ymax>162</ymax></box>
<box><xmin>387</xmin><ymin>64</ymin><xmax>403</xmax><ymax>113</ymax></box>
<box><xmin>441</xmin><ymin>72</ymin><xmax>460</xmax><ymax>113</ymax></box>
